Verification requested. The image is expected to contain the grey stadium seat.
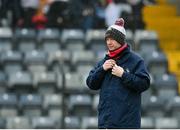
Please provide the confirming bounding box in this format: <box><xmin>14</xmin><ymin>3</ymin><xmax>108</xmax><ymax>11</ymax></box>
<box><xmin>47</xmin><ymin>50</ymin><xmax>71</xmax><ymax>73</ymax></box>
<box><xmin>14</xmin><ymin>28</ymin><xmax>36</xmax><ymax>41</ymax></box>
<box><xmin>67</xmin><ymin>94</ymin><xmax>92</xmax><ymax>116</ymax></box>
<box><xmin>7</xmin><ymin>71</ymin><xmax>33</xmax><ymax>93</ymax></box>
<box><xmin>24</xmin><ymin>50</ymin><xmax>48</xmax><ymax>73</ymax></box>
<box><xmin>0</xmin><ymin>50</ymin><xmax>23</xmax><ymax>74</ymax></box>
<box><xmin>38</xmin><ymin>28</ymin><xmax>60</xmax><ymax>42</ymax></box>
<box><xmin>76</xmin><ymin>64</ymin><xmax>94</xmax><ymax>76</ymax></box>
<box><xmin>64</xmin><ymin>116</ymin><xmax>80</xmax><ymax>129</ymax></box>
<box><xmin>14</xmin><ymin>28</ymin><xmax>37</xmax><ymax>52</ymax></box>
<box><xmin>85</xmin><ymin>29</ymin><xmax>107</xmax><ymax>52</ymax></box>
<box><xmin>43</xmin><ymin>94</ymin><xmax>62</xmax><ymax>109</ymax></box>
<box><xmin>32</xmin><ymin>71</ymin><xmax>57</xmax><ymax>95</ymax></box>
<box><xmin>169</xmin><ymin>96</ymin><xmax>180</xmax><ymax>118</ymax></box>
<box><xmin>31</xmin><ymin>116</ymin><xmax>61</xmax><ymax>129</ymax></box>
<box><xmin>125</xmin><ymin>29</ymin><xmax>134</xmax><ymax>49</ymax></box>
<box><xmin>6</xmin><ymin>116</ymin><xmax>31</xmax><ymax>129</ymax></box>
<box><xmin>41</xmin><ymin>41</ymin><xmax>61</xmax><ymax>53</ymax></box>
<box><xmin>0</xmin><ymin>71</ymin><xmax>7</xmax><ymax>92</ymax></box>
<box><xmin>155</xmin><ymin>117</ymin><xmax>178</xmax><ymax>129</ymax></box>
<box><xmin>56</xmin><ymin>72</ymin><xmax>63</xmax><ymax>90</ymax></box>
<box><xmin>153</xmin><ymin>73</ymin><xmax>178</xmax><ymax>102</ymax></box>
<box><xmin>145</xmin><ymin>51</ymin><xmax>168</xmax><ymax>77</ymax></box>
<box><xmin>145</xmin><ymin>95</ymin><xmax>165</xmax><ymax>117</ymax></box>
<box><xmin>0</xmin><ymin>117</ymin><xmax>6</xmax><ymax>128</ymax></box>
<box><xmin>64</xmin><ymin>72</ymin><xmax>86</xmax><ymax>91</ymax></box>
<box><xmin>43</xmin><ymin>94</ymin><xmax>63</xmax><ymax>118</ymax></box>
<box><xmin>71</xmin><ymin>50</ymin><xmax>95</xmax><ymax>66</ymax></box>
<box><xmin>19</xmin><ymin>94</ymin><xmax>43</xmax><ymax>117</ymax></box>
<box><xmin>61</xmin><ymin>29</ymin><xmax>85</xmax><ymax>51</ymax></box>
<box><xmin>134</xmin><ymin>30</ymin><xmax>159</xmax><ymax>54</ymax></box>
<box><xmin>141</xmin><ymin>116</ymin><xmax>155</xmax><ymax>129</ymax></box>
<box><xmin>0</xmin><ymin>93</ymin><xmax>18</xmax><ymax>118</ymax></box>
<box><xmin>38</xmin><ymin>28</ymin><xmax>61</xmax><ymax>52</ymax></box>
<box><xmin>92</xmin><ymin>94</ymin><xmax>99</xmax><ymax>112</ymax></box>
<box><xmin>81</xmin><ymin>116</ymin><xmax>98</xmax><ymax>129</ymax></box>
<box><xmin>141</xmin><ymin>87</ymin><xmax>153</xmax><ymax>115</ymax></box>
<box><xmin>0</xmin><ymin>28</ymin><xmax>13</xmax><ymax>51</ymax></box>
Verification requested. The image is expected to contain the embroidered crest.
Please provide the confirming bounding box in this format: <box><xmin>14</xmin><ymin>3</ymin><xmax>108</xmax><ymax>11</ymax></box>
<box><xmin>125</xmin><ymin>68</ymin><xmax>130</xmax><ymax>73</ymax></box>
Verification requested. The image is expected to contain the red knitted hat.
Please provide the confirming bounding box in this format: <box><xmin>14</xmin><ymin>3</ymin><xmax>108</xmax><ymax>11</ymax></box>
<box><xmin>105</xmin><ymin>18</ymin><xmax>126</xmax><ymax>44</ymax></box>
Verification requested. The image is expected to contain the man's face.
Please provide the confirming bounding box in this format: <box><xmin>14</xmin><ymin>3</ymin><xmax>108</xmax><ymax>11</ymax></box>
<box><xmin>106</xmin><ymin>37</ymin><xmax>121</xmax><ymax>51</ymax></box>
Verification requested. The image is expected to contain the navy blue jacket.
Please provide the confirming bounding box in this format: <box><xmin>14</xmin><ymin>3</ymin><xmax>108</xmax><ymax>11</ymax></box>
<box><xmin>86</xmin><ymin>46</ymin><xmax>150</xmax><ymax>128</ymax></box>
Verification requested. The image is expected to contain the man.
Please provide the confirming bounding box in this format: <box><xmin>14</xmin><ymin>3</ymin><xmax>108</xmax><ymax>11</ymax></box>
<box><xmin>86</xmin><ymin>18</ymin><xmax>150</xmax><ymax>128</ymax></box>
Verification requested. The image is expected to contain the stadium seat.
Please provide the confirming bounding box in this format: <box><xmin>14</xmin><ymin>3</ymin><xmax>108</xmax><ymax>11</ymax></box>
<box><xmin>169</xmin><ymin>96</ymin><xmax>180</xmax><ymax>118</ymax></box>
<box><xmin>32</xmin><ymin>71</ymin><xmax>57</xmax><ymax>95</ymax></box>
<box><xmin>134</xmin><ymin>30</ymin><xmax>159</xmax><ymax>55</ymax></box>
<box><xmin>0</xmin><ymin>41</ymin><xmax>12</xmax><ymax>52</ymax></box>
<box><xmin>0</xmin><ymin>28</ymin><xmax>13</xmax><ymax>41</ymax></box>
<box><xmin>71</xmin><ymin>50</ymin><xmax>95</xmax><ymax>67</ymax></box>
<box><xmin>95</xmin><ymin>50</ymin><xmax>107</xmax><ymax>63</ymax></box>
<box><xmin>155</xmin><ymin>117</ymin><xmax>178</xmax><ymax>129</ymax></box>
<box><xmin>125</xmin><ymin>30</ymin><xmax>134</xmax><ymax>49</ymax></box>
<box><xmin>76</xmin><ymin>64</ymin><xmax>93</xmax><ymax>76</ymax></box>
<box><xmin>56</xmin><ymin>72</ymin><xmax>63</xmax><ymax>90</ymax></box>
<box><xmin>47</xmin><ymin>50</ymin><xmax>71</xmax><ymax>73</ymax></box>
<box><xmin>145</xmin><ymin>96</ymin><xmax>165</xmax><ymax>117</ymax></box>
<box><xmin>141</xmin><ymin>88</ymin><xmax>153</xmax><ymax>115</ymax></box>
<box><xmin>7</xmin><ymin>71</ymin><xmax>33</xmax><ymax>93</ymax></box>
<box><xmin>0</xmin><ymin>28</ymin><xmax>13</xmax><ymax>51</ymax></box>
<box><xmin>81</xmin><ymin>116</ymin><xmax>98</xmax><ymax>129</ymax></box>
<box><xmin>6</xmin><ymin>116</ymin><xmax>31</xmax><ymax>129</ymax></box>
<box><xmin>166</xmin><ymin>51</ymin><xmax>180</xmax><ymax>76</ymax></box>
<box><xmin>0</xmin><ymin>93</ymin><xmax>18</xmax><ymax>118</ymax></box>
<box><xmin>14</xmin><ymin>28</ymin><xmax>36</xmax><ymax>41</ymax></box>
<box><xmin>19</xmin><ymin>94</ymin><xmax>42</xmax><ymax>117</ymax></box>
<box><xmin>18</xmin><ymin>41</ymin><xmax>37</xmax><ymax>53</ymax></box>
<box><xmin>14</xmin><ymin>28</ymin><xmax>37</xmax><ymax>52</ymax></box>
<box><xmin>38</xmin><ymin>28</ymin><xmax>61</xmax><ymax>51</ymax></box>
<box><xmin>67</xmin><ymin>94</ymin><xmax>92</xmax><ymax>116</ymax></box>
<box><xmin>38</xmin><ymin>28</ymin><xmax>60</xmax><ymax>42</ymax></box>
<box><xmin>24</xmin><ymin>50</ymin><xmax>48</xmax><ymax>73</ymax></box>
<box><xmin>85</xmin><ymin>29</ymin><xmax>106</xmax><ymax>52</ymax></box>
<box><xmin>48</xmin><ymin>108</ymin><xmax>62</xmax><ymax>119</ymax></box>
<box><xmin>43</xmin><ymin>94</ymin><xmax>63</xmax><ymax>118</ymax></box>
<box><xmin>145</xmin><ymin>51</ymin><xmax>168</xmax><ymax>77</ymax></box>
<box><xmin>64</xmin><ymin>72</ymin><xmax>86</xmax><ymax>91</ymax></box>
<box><xmin>64</xmin><ymin>116</ymin><xmax>80</xmax><ymax>129</ymax></box>
<box><xmin>92</xmin><ymin>94</ymin><xmax>99</xmax><ymax>112</ymax></box>
<box><xmin>0</xmin><ymin>50</ymin><xmax>23</xmax><ymax>74</ymax></box>
<box><xmin>41</xmin><ymin>41</ymin><xmax>61</xmax><ymax>53</ymax></box>
<box><xmin>31</xmin><ymin>116</ymin><xmax>61</xmax><ymax>129</ymax></box>
<box><xmin>141</xmin><ymin>117</ymin><xmax>155</xmax><ymax>129</ymax></box>
<box><xmin>43</xmin><ymin>94</ymin><xmax>62</xmax><ymax>109</ymax></box>
<box><xmin>153</xmin><ymin>73</ymin><xmax>178</xmax><ymax>102</ymax></box>
<box><xmin>47</xmin><ymin>50</ymin><xmax>70</xmax><ymax>65</ymax></box>
<box><xmin>0</xmin><ymin>71</ymin><xmax>7</xmax><ymax>92</ymax></box>
<box><xmin>143</xmin><ymin>5</ymin><xmax>176</xmax><ymax>19</ymax></box>
<box><xmin>0</xmin><ymin>117</ymin><xmax>6</xmax><ymax>128</ymax></box>
<box><xmin>61</xmin><ymin>29</ymin><xmax>85</xmax><ymax>51</ymax></box>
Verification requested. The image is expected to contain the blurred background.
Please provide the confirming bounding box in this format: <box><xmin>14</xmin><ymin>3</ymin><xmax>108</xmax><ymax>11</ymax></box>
<box><xmin>0</xmin><ymin>0</ymin><xmax>180</xmax><ymax>128</ymax></box>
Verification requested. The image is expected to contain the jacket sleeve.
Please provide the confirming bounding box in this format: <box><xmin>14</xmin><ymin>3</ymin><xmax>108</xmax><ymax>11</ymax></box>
<box><xmin>86</xmin><ymin>61</ymin><xmax>106</xmax><ymax>90</ymax></box>
<box><xmin>120</xmin><ymin>60</ymin><xmax>150</xmax><ymax>93</ymax></box>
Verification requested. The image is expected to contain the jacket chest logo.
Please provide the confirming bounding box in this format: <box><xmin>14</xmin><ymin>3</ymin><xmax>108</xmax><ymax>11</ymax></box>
<box><xmin>125</xmin><ymin>68</ymin><xmax>130</xmax><ymax>73</ymax></box>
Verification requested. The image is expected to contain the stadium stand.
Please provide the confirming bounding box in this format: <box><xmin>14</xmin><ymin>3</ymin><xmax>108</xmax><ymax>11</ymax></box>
<box><xmin>61</xmin><ymin>29</ymin><xmax>85</xmax><ymax>51</ymax></box>
<box><xmin>0</xmin><ymin>0</ymin><xmax>179</xmax><ymax>128</ymax></box>
<box><xmin>0</xmin><ymin>28</ymin><xmax>13</xmax><ymax>51</ymax></box>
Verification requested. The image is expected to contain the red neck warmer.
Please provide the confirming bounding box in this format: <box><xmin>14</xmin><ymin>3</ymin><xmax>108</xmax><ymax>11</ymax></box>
<box><xmin>108</xmin><ymin>43</ymin><xmax>128</xmax><ymax>58</ymax></box>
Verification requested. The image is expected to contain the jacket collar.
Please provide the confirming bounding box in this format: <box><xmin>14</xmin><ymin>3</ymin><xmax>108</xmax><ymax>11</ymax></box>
<box><xmin>105</xmin><ymin>44</ymin><xmax>131</xmax><ymax>65</ymax></box>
